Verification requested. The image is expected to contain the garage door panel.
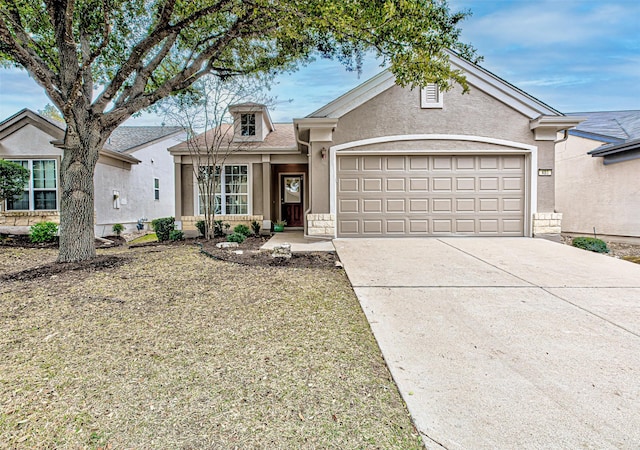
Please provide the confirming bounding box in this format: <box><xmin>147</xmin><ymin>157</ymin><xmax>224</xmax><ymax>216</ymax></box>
<box><xmin>386</xmin><ymin>220</ymin><xmax>405</xmax><ymax>234</ymax></box>
<box><xmin>362</xmin><ymin>178</ymin><xmax>382</xmax><ymax>192</ymax></box>
<box><xmin>336</xmin><ymin>155</ymin><xmax>525</xmax><ymax>237</ymax></box>
<box><xmin>363</xmin><ymin>199</ymin><xmax>383</xmax><ymax>213</ymax></box>
<box><xmin>386</xmin><ymin>178</ymin><xmax>406</xmax><ymax>191</ymax></box>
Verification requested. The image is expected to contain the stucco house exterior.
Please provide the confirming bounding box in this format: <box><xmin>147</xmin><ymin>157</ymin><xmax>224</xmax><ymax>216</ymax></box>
<box><xmin>556</xmin><ymin>110</ymin><xmax>640</xmax><ymax>239</ymax></box>
<box><xmin>170</xmin><ymin>52</ymin><xmax>582</xmax><ymax>238</ymax></box>
<box><xmin>0</xmin><ymin>109</ymin><xmax>184</xmax><ymax>236</ymax></box>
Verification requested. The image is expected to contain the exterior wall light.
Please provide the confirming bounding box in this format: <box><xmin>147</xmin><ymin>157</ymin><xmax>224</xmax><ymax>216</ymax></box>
<box><xmin>320</xmin><ymin>147</ymin><xmax>327</xmax><ymax>160</ymax></box>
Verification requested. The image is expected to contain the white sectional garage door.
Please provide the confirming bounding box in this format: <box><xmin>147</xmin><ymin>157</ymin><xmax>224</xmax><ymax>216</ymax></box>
<box><xmin>336</xmin><ymin>154</ymin><xmax>526</xmax><ymax>237</ymax></box>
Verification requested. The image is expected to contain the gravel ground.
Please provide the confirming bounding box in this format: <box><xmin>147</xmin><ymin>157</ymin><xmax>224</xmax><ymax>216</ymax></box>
<box><xmin>0</xmin><ymin>245</ymin><xmax>422</xmax><ymax>449</ymax></box>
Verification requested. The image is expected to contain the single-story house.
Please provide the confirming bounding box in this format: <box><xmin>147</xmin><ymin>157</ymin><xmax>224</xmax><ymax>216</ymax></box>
<box><xmin>0</xmin><ymin>109</ymin><xmax>184</xmax><ymax>236</ymax></box>
<box><xmin>556</xmin><ymin>110</ymin><xmax>640</xmax><ymax>239</ymax></box>
<box><xmin>170</xmin><ymin>51</ymin><xmax>583</xmax><ymax>238</ymax></box>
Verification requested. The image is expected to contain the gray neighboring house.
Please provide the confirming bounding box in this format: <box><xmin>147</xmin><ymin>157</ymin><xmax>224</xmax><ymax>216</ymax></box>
<box><xmin>171</xmin><ymin>51</ymin><xmax>583</xmax><ymax>238</ymax></box>
<box><xmin>0</xmin><ymin>109</ymin><xmax>184</xmax><ymax>236</ymax></box>
<box><xmin>556</xmin><ymin>110</ymin><xmax>640</xmax><ymax>239</ymax></box>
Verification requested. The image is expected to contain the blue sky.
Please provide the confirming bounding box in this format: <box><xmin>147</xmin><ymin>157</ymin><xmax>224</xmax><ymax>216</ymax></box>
<box><xmin>1</xmin><ymin>0</ymin><xmax>638</xmax><ymax>124</ymax></box>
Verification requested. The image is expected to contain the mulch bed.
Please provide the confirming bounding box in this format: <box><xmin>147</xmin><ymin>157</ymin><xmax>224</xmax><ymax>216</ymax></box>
<box><xmin>0</xmin><ymin>235</ymin><xmax>338</xmax><ymax>282</ymax></box>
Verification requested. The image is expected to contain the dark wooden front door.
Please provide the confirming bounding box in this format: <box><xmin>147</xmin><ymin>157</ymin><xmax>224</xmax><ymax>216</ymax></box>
<box><xmin>281</xmin><ymin>175</ymin><xmax>304</xmax><ymax>227</ymax></box>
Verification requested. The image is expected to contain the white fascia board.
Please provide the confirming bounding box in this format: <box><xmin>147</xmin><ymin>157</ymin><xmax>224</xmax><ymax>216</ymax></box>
<box><xmin>447</xmin><ymin>52</ymin><xmax>562</xmax><ymax>119</ymax></box>
<box><xmin>530</xmin><ymin>116</ymin><xmax>586</xmax><ymax>141</ymax></box>
<box><xmin>307</xmin><ymin>71</ymin><xmax>396</xmax><ymax>118</ymax></box>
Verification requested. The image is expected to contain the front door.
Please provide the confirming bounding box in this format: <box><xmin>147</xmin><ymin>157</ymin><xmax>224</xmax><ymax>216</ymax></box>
<box><xmin>281</xmin><ymin>175</ymin><xmax>304</xmax><ymax>227</ymax></box>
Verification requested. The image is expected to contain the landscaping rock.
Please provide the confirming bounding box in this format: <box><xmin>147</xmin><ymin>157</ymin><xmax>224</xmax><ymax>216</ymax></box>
<box><xmin>216</xmin><ymin>241</ymin><xmax>239</xmax><ymax>249</ymax></box>
<box><xmin>272</xmin><ymin>243</ymin><xmax>292</xmax><ymax>259</ymax></box>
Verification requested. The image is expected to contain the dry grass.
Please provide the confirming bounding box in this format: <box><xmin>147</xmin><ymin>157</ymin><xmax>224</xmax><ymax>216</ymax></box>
<box><xmin>0</xmin><ymin>245</ymin><xmax>422</xmax><ymax>449</ymax></box>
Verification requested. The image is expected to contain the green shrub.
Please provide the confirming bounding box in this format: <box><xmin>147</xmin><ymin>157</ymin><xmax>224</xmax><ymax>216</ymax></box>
<box><xmin>195</xmin><ymin>220</ymin><xmax>206</xmax><ymax>237</ymax></box>
<box><xmin>572</xmin><ymin>236</ymin><xmax>609</xmax><ymax>254</ymax></box>
<box><xmin>151</xmin><ymin>217</ymin><xmax>175</xmax><ymax>242</ymax></box>
<box><xmin>112</xmin><ymin>223</ymin><xmax>124</xmax><ymax>236</ymax></box>
<box><xmin>227</xmin><ymin>232</ymin><xmax>246</xmax><ymax>244</ymax></box>
<box><xmin>214</xmin><ymin>220</ymin><xmax>230</xmax><ymax>237</ymax></box>
<box><xmin>29</xmin><ymin>221</ymin><xmax>58</xmax><ymax>243</ymax></box>
<box><xmin>169</xmin><ymin>230</ymin><xmax>184</xmax><ymax>241</ymax></box>
<box><xmin>233</xmin><ymin>224</ymin><xmax>252</xmax><ymax>237</ymax></box>
<box><xmin>251</xmin><ymin>220</ymin><xmax>261</xmax><ymax>236</ymax></box>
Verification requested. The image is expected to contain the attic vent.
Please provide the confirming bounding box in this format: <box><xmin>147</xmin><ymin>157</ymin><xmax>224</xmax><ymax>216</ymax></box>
<box><xmin>420</xmin><ymin>83</ymin><xmax>443</xmax><ymax>109</ymax></box>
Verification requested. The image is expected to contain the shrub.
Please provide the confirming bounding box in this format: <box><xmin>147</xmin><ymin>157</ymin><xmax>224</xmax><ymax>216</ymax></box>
<box><xmin>251</xmin><ymin>220</ymin><xmax>261</xmax><ymax>236</ymax></box>
<box><xmin>233</xmin><ymin>224</ymin><xmax>252</xmax><ymax>237</ymax></box>
<box><xmin>227</xmin><ymin>232</ymin><xmax>246</xmax><ymax>244</ymax></box>
<box><xmin>29</xmin><ymin>221</ymin><xmax>58</xmax><ymax>243</ymax></box>
<box><xmin>112</xmin><ymin>223</ymin><xmax>124</xmax><ymax>236</ymax></box>
<box><xmin>151</xmin><ymin>217</ymin><xmax>175</xmax><ymax>242</ymax></box>
<box><xmin>572</xmin><ymin>236</ymin><xmax>609</xmax><ymax>254</ymax></box>
<box><xmin>169</xmin><ymin>230</ymin><xmax>184</xmax><ymax>241</ymax></box>
<box><xmin>214</xmin><ymin>220</ymin><xmax>230</xmax><ymax>237</ymax></box>
<box><xmin>195</xmin><ymin>220</ymin><xmax>206</xmax><ymax>237</ymax></box>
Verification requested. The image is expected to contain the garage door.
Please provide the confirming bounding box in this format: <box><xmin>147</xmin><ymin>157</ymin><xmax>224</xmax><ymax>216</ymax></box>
<box><xmin>336</xmin><ymin>154</ymin><xmax>525</xmax><ymax>237</ymax></box>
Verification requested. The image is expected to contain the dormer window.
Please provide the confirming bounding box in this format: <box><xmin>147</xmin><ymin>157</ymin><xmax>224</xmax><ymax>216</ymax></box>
<box><xmin>241</xmin><ymin>113</ymin><xmax>256</xmax><ymax>136</ymax></box>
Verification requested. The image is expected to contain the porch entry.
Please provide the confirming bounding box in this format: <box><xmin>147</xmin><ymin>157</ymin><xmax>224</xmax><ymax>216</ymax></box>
<box><xmin>280</xmin><ymin>174</ymin><xmax>304</xmax><ymax>227</ymax></box>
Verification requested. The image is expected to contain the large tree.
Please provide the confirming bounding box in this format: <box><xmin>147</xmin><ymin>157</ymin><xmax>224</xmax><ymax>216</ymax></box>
<box><xmin>0</xmin><ymin>0</ymin><xmax>476</xmax><ymax>262</ymax></box>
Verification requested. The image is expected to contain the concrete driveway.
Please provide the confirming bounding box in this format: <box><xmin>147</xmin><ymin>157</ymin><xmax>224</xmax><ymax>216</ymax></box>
<box><xmin>333</xmin><ymin>238</ymin><xmax>640</xmax><ymax>449</ymax></box>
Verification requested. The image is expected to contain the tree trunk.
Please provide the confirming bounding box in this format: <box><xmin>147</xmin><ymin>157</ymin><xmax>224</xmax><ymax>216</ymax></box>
<box><xmin>57</xmin><ymin>123</ymin><xmax>103</xmax><ymax>263</ymax></box>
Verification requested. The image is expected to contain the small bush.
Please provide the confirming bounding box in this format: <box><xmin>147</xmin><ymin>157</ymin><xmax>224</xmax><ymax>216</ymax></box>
<box><xmin>112</xmin><ymin>223</ymin><xmax>124</xmax><ymax>236</ymax></box>
<box><xmin>251</xmin><ymin>220</ymin><xmax>261</xmax><ymax>236</ymax></box>
<box><xmin>29</xmin><ymin>221</ymin><xmax>58</xmax><ymax>243</ymax></box>
<box><xmin>233</xmin><ymin>224</ymin><xmax>252</xmax><ymax>237</ymax></box>
<box><xmin>169</xmin><ymin>230</ymin><xmax>184</xmax><ymax>241</ymax></box>
<box><xmin>151</xmin><ymin>217</ymin><xmax>175</xmax><ymax>242</ymax></box>
<box><xmin>195</xmin><ymin>220</ymin><xmax>206</xmax><ymax>237</ymax></box>
<box><xmin>214</xmin><ymin>220</ymin><xmax>230</xmax><ymax>237</ymax></box>
<box><xmin>227</xmin><ymin>232</ymin><xmax>246</xmax><ymax>244</ymax></box>
<box><xmin>572</xmin><ymin>236</ymin><xmax>609</xmax><ymax>254</ymax></box>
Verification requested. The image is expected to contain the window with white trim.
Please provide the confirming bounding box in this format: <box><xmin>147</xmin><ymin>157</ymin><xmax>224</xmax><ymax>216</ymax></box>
<box><xmin>198</xmin><ymin>165</ymin><xmax>248</xmax><ymax>215</ymax></box>
<box><xmin>240</xmin><ymin>113</ymin><xmax>256</xmax><ymax>136</ymax></box>
<box><xmin>420</xmin><ymin>83</ymin><xmax>443</xmax><ymax>108</ymax></box>
<box><xmin>154</xmin><ymin>177</ymin><xmax>160</xmax><ymax>200</ymax></box>
<box><xmin>5</xmin><ymin>159</ymin><xmax>58</xmax><ymax>211</ymax></box>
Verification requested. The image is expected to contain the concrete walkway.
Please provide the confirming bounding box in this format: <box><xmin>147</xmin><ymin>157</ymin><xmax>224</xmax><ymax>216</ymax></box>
<box><xmin>260</xmin><ymin>230</ymin><xmax>335</xmax><ymax>252</ymax></box>
<box><xmin>333</xmin><ymin>238</ymin><xmax>640</xmax><ymax>449</ymax></box>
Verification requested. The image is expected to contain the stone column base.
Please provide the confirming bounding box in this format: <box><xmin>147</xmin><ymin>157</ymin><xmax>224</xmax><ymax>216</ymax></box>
<box><xmin>533</xmin><ymin>212</ymin><xmax>562</xmax><ymax>236</ymax></box>
<box><xmin>307</xmin><ymin>214</ymin><xmax>335</xmax><ymax>237</ymax></box>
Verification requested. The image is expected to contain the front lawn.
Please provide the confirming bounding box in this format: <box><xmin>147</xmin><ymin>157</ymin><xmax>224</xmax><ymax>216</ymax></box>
<box><xmin>0</xmin><ymin>245</ymin><xmax>421</xmax><ymax>449</ymax></box>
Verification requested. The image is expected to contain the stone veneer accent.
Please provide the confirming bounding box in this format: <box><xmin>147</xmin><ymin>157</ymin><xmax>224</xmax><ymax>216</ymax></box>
<box><xmin>307</xmin><ymin>213</ymin><xmax>336</xmax><ymax>237</ymax></box>
<box><xmin>532</xmin><ymin>212</ymin><xmax>562</xmax><ymax>235</ymax></box>
<box><xmin>0</xmin><ymin>211</ymin><xmax>60</xmax><ymax>226</ymax></box>
<box><xmin>180</xmin><ymin>215</ymin><xmax>263</xmax><ymax>231</ymax></box>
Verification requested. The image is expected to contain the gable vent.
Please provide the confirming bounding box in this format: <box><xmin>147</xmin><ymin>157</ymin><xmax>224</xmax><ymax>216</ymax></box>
<box><xmin>421</xmin><ymin>83</ymin><xmax>443</xmax><ymax>109</ymax></box>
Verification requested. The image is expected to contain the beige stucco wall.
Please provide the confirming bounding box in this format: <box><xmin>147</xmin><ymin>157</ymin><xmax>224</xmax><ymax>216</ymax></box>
<box><xmin>1</xmin><ymin>122</ymin><xmax>181</xmax><ymax>236</ymax></box>
<box><xmin>310</xmin><ymin>83</ymin><xmax>555</xmax><ymax>215</ymax></box>
<box><xmin>556</xmin><ymin>135</ymin><xmax>640</xmax><ymax>237</ymax></box>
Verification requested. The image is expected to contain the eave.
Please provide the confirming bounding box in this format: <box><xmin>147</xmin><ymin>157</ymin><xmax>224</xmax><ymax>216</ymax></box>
<box><xmin>530</xmin><ymin>116</ymin><xmax>586</xmax><ymax>141</ymax></box>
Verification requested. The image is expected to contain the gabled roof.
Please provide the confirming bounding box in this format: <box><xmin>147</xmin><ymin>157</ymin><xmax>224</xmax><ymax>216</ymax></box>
<box><xmin>168</xmin><ymin>123</ymin><xmax>296</xmax><ymax>154</ymax></box>
<box><xmin>566</xmin><ymin>110</ymin><xmax>640</xmax><ymax>143</ymax></box>
<box><xmin>104</xmin><ymin>126</ymin><xmax>183</xmax><ymax>153</ymax></box>
<box><xmin>308</xmin><ymin>50</ymin><xmax>562</xmax><ymax>120</ymax></box>
<box><xmin>570</xmin><ymin>110</ymin><xmax>640</xmax><ymax>165</ymax></box>
<box><xmin>0</xmin><ymin>109</ymin><xmax>185</xmax><ymax>164</ymax></box>
<box><xmin>228</xmin><ymin>103</ymin><xmax>275</xmax><ymax>133</ymax></box>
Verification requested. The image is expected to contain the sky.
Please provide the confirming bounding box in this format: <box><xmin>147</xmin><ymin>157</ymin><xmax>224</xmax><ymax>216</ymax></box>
<box><xmin>0</xmin><ymin>0</ymin><xmax>638</xmax><ymax>125</ymax></box>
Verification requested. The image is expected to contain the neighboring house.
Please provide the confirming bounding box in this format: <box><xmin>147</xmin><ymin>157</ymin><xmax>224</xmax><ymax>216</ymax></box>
<box><xmin>0</xmin><ymin>109</ymin><xmax>184</xmax><ymax>236</ymax></box>
<box><xmin>556</xmin><ymin>110</ymin><xmax>640</xmax><ymax>238</ymax></box>
<box><xmin>170</xmin><ymin>51</ymin><xmax>582</xmax><ymax>238</ymax></box>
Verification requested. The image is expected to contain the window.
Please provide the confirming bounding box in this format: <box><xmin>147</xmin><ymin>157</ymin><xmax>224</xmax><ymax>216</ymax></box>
<box><xmin>154</xmin><ymin>177</ymin><xmax>160</xmax><ymax>200</ymax></box>
<box><xmin>240</xmin><ymin>113</ymin><xmax>256</xmax><ymax>136</ymax></box>
<box><xmin>420</xmin><ymin>83</ymin><xmax>443</xmax><ymax>108</ymax></box>
<box><xmin>198</xmin><ymin>165</ymin><xmax>248</xmax><ymax>215</ymax></box>
<box><xmin>6</xmin><ymin>159</ymin><xmax>58</xmax><ymax>211</ymax></box>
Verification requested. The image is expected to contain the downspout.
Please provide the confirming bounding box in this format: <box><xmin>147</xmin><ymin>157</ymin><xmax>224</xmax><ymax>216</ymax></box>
<box><xmin>554</xmin><ymin>129</ymin><xmax>569</xmax><ymax>144</ymax></box>
<box><xmin>295</xmin><ymin>123</ymin><xmax>312</xmax><ymax>237</ymax></box>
